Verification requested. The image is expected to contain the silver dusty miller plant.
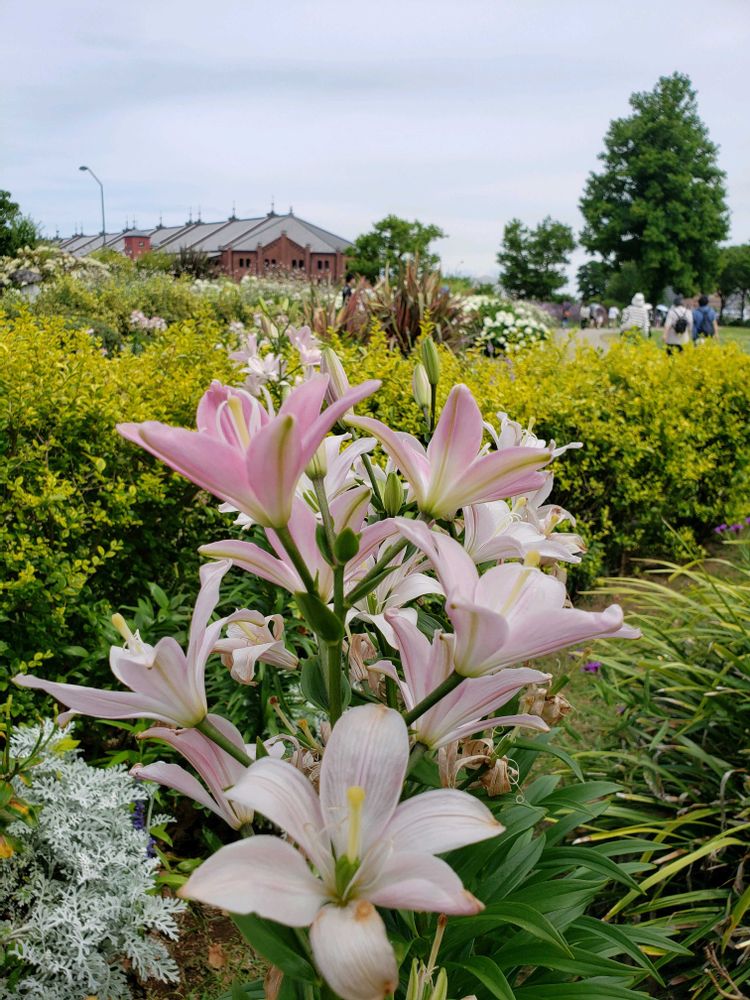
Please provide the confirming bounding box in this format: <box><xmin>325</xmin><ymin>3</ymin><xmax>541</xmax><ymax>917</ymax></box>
<box><xmin>0</xmin><ymin>721</ymin><xmax>183</xmax><ymax>1000</ymax></box>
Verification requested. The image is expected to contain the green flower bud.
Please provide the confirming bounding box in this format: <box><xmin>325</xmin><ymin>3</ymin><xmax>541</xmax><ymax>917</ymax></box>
<box><xmin>334</xmin><ymin>527</ymin><xmax>360</xmax><ymax>564</ymax></box>
<box><xmin>412</xmin><ymin>361</ymin><xmax>431</xmax><ymax>411</ymax></box>
<box><xmin>383</xmin><ymin>472</ymin><xmax>404</xmax><ymax>517</ymax></box>
<box><xmin>321</xmin><ymin>346</ymin><xmax>350</xmax><ymax>403</ymax></box>
<box><xmin>421</xmin><ymin>337</ymin><xmax>441</xmax><ymax>386</ymax></box>
<box><xmin>305</xmin><ymin>441</ymin><xmax>328</xmax><ymax>480</ymax></box>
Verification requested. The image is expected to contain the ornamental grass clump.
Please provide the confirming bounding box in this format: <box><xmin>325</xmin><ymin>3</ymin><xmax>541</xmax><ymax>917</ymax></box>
<box><xmin>578</xmin><ymin>545</ymin><xmax>750</xmax><ymax>998</ymax></box>
<box><xmin>14</xmin><ymin>346</ymin><xmax>671</xmax><ymax>999</ymax></box>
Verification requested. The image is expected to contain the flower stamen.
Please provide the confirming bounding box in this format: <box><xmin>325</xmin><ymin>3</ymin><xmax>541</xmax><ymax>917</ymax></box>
<box><xmin>346</xmin><ymin>785</ymin><xmax>366</xmax><ymax>862</ymax></box>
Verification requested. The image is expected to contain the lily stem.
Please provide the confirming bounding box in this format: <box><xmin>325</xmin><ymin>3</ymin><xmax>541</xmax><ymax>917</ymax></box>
<box><xmin>274</xmin><ymin>524</ymin><xmax>317</xmax><ymax>595</ymax></box>
<box><xmin>402</xmin><ymin>672</ymin><xmax>464</xmax><ymax>725</ymax></box>
<box><xmin>346</xmin><ymin>537</ymin><xmax>410</xmax><ymax>606</ymax></box>
<box><xmin>326</xmin><ymin>641</ymin><xmax>343</xmax><ymax>725</ymax></box>
<box><xmin>361</xmin><ymin>452</ymin><xmax>383</xmax><ymax>508</ymax></box>
<box><xmin>312</xmin><ymin>476</ymin><xmax>337</xmax><ymax>557</ymax></box>
<box><xmin>196</xmin><ymin>716</ymin><xmax>253</xmax><ymax>768</ymax></box>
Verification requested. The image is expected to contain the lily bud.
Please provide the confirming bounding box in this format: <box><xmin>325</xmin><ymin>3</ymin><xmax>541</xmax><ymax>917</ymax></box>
<box><xmin>421</xmin><ymin>337</ymin><xmax>441</xmax><ymax>386</ymax></box>
<box><xmin>383</xmin><ymin>471</ymin><xmax>404</xmax><ymax>516</ymax></box>
<box><xmin>412</xmin><ymin>361</ymin><xmax>431</xmax><ymax>411</ymax></box>
<box><xmin>305</xmin><ymin>441</ymin><xmax>328</xmax><ymax>480</ymax></box>
<box><xmin>259</xmin><ymin>314</ymin><xmax>277</xmax><ymax>340</ymax></box>
<box><xmin>321</xmin><ymin>346</ymin><xmax>350</xmax><ymax>403</ymax></box>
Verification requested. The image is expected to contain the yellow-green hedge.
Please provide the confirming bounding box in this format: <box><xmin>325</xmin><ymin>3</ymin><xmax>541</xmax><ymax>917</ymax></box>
<box><xmin>331</xmin><ymin>328</ymin><xmax>750</xmax><ymax>582</ymax></box>
<box><xmin>5</xmin><ymin>312</ymin><xmax>750</xmax><ymax>703</ymax></box>
<box><xmin>0</xmin><ymin>310</ymin><xmax>235</xmax><ymax>693</ymax></box>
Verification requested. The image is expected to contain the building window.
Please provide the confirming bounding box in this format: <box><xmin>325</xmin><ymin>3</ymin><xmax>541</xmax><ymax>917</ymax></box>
<box><xmin>324</xmin><ymin>259</ymin><xmax>330</xmax><ymax>270</ymax></box>
<box><xmin>292</xmin><ymin>259</ymin><xmax>297</xmax><ymax>269</ymax></box>
<box><xmin>238</xmin><ymin>258</ymin><xmax>243</xmax><ymax>268</ymax></box>
<box><xmin>271</xmin><ymin>259</ymin><xmax>276</xmax><ymax>266</ymax></box>
<box><xmin>264</xmin><ymin>259</ymin><xmax>270</xmax><ymax>268</ymax></box>
<box><xmin>317</xmin><ymin>260</ymin><xmax>323</xmax><ymax>270</ymax></box>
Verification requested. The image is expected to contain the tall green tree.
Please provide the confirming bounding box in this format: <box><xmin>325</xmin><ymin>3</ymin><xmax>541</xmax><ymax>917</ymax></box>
<box><xmin>497</xmin><ymin>217</ymin><xmax>575</xmax><ymax>300</ymax></box>
<box><xmin>580</xmin><ymin>73</ymin><xmax>729</xmax><ymax>305</ymax></box>
<box><xmin>0</xmin><ymin>190</ymin><xmax>39</xmax><ymax>257</ymax></box>
<box><xmin>348</xmin><ymin>214</ymin><xmax>446</xmax><ymax>283</ymax></box>
<box><xmin>576</xmin><ymin>260</ymin><xmax>611</xmax><ymax>301</ymax></box>
<box><xmin>716</xmin><ymin>244</ymin><xmax>750</xmax><ymax>320</ymax></box>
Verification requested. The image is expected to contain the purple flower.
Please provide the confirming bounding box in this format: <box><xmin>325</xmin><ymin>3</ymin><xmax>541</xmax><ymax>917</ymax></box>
<box><xmin>745</xmin><ymin>516</ymin><xmax>750</xmax><ymax>525</ymax></box>
<box><xmin>132</xmin><ymin>798</ymin><xmax>147</xmax><ymax>831</ymax></box>
<box><xmin>714</xmin><ymin>523</ymin><xmax>728</xmax><ymax>534</ymax></box>
<box><xmin>616</xmin><ymin>705</ymin><xmax>626</xmax><ymax>715</ymax></box>
<box><xmin>582</xmin><ymin>661</ymin><xmax>602</xmax><ymax>674</ymax></box>
<box><xmin>731</xmin><ymin>523</ymin><xmax>742</xmax><ymax>533</ymax></box>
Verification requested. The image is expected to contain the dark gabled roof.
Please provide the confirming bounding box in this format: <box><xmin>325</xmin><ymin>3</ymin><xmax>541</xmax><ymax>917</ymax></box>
<box><xmin>59</xmin><ymin>212</ymin><xmax>351</xmax><ymax>257</ymax></box>
<box><xmin>226</xmin><ymin>213</ymin><xmax>351</xmax><ymax>253</ymax></box>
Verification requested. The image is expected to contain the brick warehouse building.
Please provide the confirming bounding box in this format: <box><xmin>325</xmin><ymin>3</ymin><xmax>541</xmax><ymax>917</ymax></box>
<box><xmin>58</xmin><ymin>210</ymin><xmax>352</xmax><ymax>281</ymax></box>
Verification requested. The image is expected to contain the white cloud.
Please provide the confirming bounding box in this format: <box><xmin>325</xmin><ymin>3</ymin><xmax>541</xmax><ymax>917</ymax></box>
<box><xmin>1</xmin><ymin>0</ymin><xmax>748</xmax><ymax>288</ymax></box>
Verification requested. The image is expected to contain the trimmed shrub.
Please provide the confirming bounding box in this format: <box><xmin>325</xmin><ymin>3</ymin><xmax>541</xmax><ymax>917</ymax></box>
<box><xmin>330</xmin><ymin>329</ymin><xmax>750</xmax><ymax>584</ymax></box>
<box><xmin>0</xmin><ymin>310</ymin><xmax>236</xmax><ymax>704</ymax></box>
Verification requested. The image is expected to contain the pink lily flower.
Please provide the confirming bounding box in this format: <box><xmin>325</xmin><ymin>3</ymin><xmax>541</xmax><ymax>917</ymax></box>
<box><xmin>346</xmin><ymin>549</ymin><xmax>444</xmax><ymax>647</ymax></box>
<box><xmin>348</xmin><ymin>384</ymin><xmax>552</xmax><ymax>519</ymax></box>
<box><xmin>117</xmin><ymin>375</ymin><xmax>380</xmax><ymax>529</ymax></box>
<box><xmin>512</xmin><ymin>475</ymin><xmax>586</xmax><ymax>561</ymax></box>
<box><xmin>219</xmin><ymin>433</ymin><xmax>377</xmax><ymax>531</ymax></box>
<box><xmin>484</xmin><ymin>410</ymin><xmax>582</xmax><ymax>459</ymax></box>
<box><xmin>395</xmin><ymin>519</ymin><xmax>639</xmax><ymax>677</ymax></box>
<box><xmin>180</xmin><ymin>704</ymin><xmax>503</xmax><ymax>1000</ymax></box>
<box><xmin>288</xmin><ymin>324</ymin><xmax>322</xmax><ymax>372</ymax></box>
<box><xmin>375</xmin><ymin>612</ymin><xmax>550</xmax><ymax>748</ymax></box>
<box><xmin>131</xmin><ymin>714</ymin><xmax>258</xmax><ymax>830</ymax></box>
<box><xmin>14</xmin><ymin>560</ymin><xmax>238</xmax><ymax>727</ymax></box>
<box><xmin>463</xmin><ymin>500</ymin><xmax>582</xmax><ymax>565</ymax></box>
<box><xmin>201</xmin><ymin>490</ymin><xmax>398</xmax><ymax>600</ymax></box>
<box><xmin>213</xmin><ymin>611</ymin><xmax>298</xmax><ymax>684</ymax></box>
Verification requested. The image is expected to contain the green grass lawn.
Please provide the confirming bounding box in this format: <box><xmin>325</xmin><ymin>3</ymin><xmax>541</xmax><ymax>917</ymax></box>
<box><xmin>717</xmin><ymin>325</ymin><xmax>750</xmax><ymax>349</ymax></box>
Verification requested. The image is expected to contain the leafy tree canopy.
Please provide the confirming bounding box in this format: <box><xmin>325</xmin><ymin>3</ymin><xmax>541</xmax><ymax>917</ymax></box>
<box><xmin>579</xmin><ymin>73</ymin><xmax>729</xmax><ymax>305</ymax></box>
<box><xmin>0</xmin><ymin>190</ymin><xmax>40</xmax><ymax>258</ymax></box>
<box><xmin>717</xmin><ymin>244</ymin><xmax>750</xmax><ymax>318</ymax></box>
<box><xmin>577</xmin><ymin>260</ymin><xmax>612</xmax><ymax>301</ymax></box>
<box><xmin>497</xmin><ymin>216</ymin><xmax>575</xmax><ymax>300</ymax></box>
<box><xmin>348</xmin><ymin>215</ymin><xmax>446</xmax><ymax>283</ymax></box>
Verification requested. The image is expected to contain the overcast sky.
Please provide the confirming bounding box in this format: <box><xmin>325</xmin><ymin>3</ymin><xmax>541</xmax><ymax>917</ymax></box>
<box><xmin>2</xmin><ymin>0</ymin><xmax>748</xmax><ymax>285</ymax></box>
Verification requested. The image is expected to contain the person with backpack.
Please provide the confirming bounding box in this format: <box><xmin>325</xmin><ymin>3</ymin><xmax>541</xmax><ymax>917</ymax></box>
<box><xmin>663</xmin><ymin>295</ymin><xmax>693</xmax><ymax>355</ymax></box>
<box><xmin>692</xmin><ymin>295</ymin><xmax>720</xmax><ymax>343</ymax></box>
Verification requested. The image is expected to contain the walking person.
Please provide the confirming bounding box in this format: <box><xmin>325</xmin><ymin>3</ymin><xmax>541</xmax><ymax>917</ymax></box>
<box><xmin>663</xmin><ymin>295</ymin><xmax>693</xmax><ymax>355</ymax></box>
<box><xmin>579</xmin><ymin>303</ymin><xmax>591</xmax><ymax>329</ymax></box>
<box><xmin>608</xmin><ymin>304</ymin><xmax>620</xmax><ymax>328</ymax></box>
<box><xmin>692</xmin><ymin>295</ymin><xmax>720</xmax><ymax>343</ymax></box>
<box><xmin>619</xmin><ymin>292</ymin><xmax>650</xmax><ymax>337</ymax></box>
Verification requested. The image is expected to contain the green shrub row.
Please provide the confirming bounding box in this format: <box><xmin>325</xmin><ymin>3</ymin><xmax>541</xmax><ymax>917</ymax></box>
<box><xmin>332</xmin><ymin>328</ymin><xmax>750</xmax><ymax>585</ymax></box>
<box><xmin>0</xmin><ymin>310</ymin><xmax>239</xmax><ymax>707</ymax></box>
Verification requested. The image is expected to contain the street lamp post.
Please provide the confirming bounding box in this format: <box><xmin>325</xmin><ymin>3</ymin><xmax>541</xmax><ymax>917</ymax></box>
<box><xmin>78</xmin><ymin>165</ymin><xmax>106</xmax><ymax>248</ymax></box>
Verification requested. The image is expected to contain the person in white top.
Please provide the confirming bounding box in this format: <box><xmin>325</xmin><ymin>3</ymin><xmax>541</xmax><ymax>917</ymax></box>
<box><xmin>619</xmin><ymin>292</ymin><xmax>650</xmax><ymax>336</ymax></box>
<box><xmin>608</xmin><ymin>305</ymin><xmax>620</xmax><ymax>328</ymax></box>
<box><xmin>663</xmin><ymin>295</ymin><xmax>693</xmax><ymax>355</ymax></box>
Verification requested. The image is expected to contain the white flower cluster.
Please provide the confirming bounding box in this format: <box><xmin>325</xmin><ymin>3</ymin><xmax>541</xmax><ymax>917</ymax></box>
<box><xmin>464</xmin><ymin>295</ymin><xmax>552</xmax><ymax>354</ymax></box>
<box><xmin>0</xmin><ymin>245</ymin><xmax>108</xmax><ymax>289</ymax></box>
<box><xmin>0</xmin><ymin>722</ymin><xmax>183</xmax><ymax>1000</ymax></box>
<box><xmin>129</xmin><ymin>309</ymin><xmax>167</xmax><ymax>331</ymax></box>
